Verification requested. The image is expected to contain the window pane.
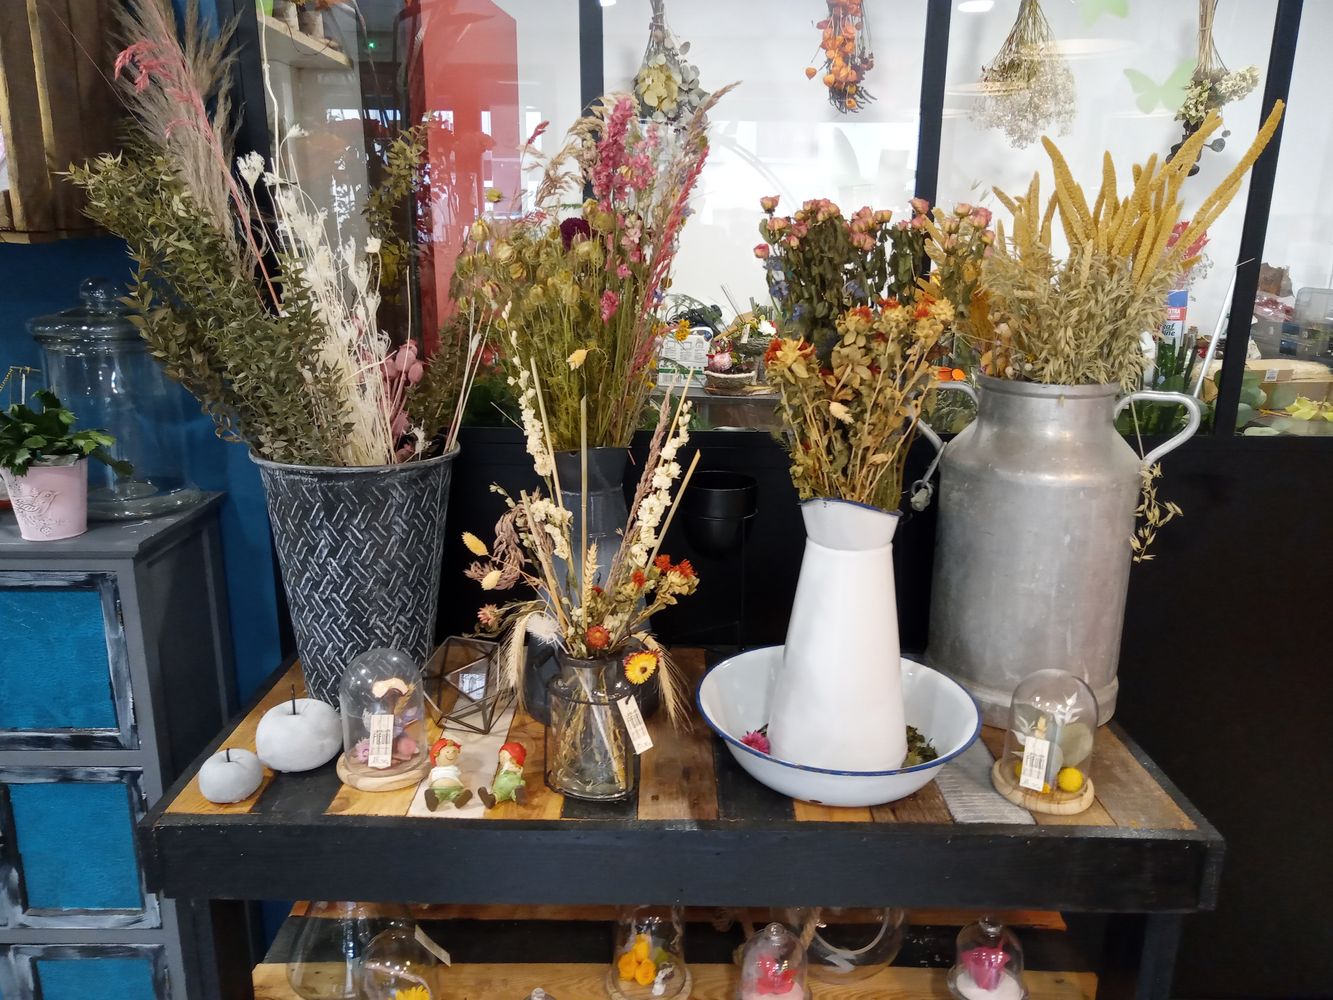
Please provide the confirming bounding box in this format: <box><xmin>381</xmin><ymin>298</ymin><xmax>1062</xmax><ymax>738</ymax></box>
<box><xmin>1238</xmin><ymin>3</ymin><xmax>1333</xmax><ymax>434</ymax></box>
<box><xmin>940</xmin><ymin>0</ymin><xmax>1276</xmax><ymax>424</ymax></box>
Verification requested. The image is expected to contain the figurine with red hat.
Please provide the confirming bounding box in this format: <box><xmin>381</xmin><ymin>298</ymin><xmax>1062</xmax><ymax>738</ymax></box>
<box><xmin>425</xmin><ymin>737</ymin><xmax>473</xmax><ymax>811</ymax></box>
<box><xmin>478</xmin><ymin>741</ymin><xmax>528</xmax><ymax>808</ymax></box>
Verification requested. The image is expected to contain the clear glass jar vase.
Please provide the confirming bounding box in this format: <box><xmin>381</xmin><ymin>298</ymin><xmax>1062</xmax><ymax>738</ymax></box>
<box><xmin>285</xmin><ymin>901</ymin><xmax>412</xmax><ymax>1000</ymax></box>
<box><xmin>28</xmin><ymin>278</ymin><xmax>202</xmax><ymax>520</ymax></box>
<box><xmin>545</xmin><ymin>653</ymin><xmax>637</xmax><ymax>802</ymax></box>
<box><xmin>771</xmin><ymin>907</ymin><xmax>905</xmax><ymax>982</ymax></box>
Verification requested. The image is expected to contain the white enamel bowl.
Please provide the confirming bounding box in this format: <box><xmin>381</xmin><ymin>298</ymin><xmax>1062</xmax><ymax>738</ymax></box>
<box><xmin>697</xmin><ymin>646</ymin><xmax>981</xmax><ymax>807</ymax></box>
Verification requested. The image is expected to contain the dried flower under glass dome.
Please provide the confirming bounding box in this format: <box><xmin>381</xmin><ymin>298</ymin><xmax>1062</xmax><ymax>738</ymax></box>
<box><xmin>969</xmin><ymin>0</ymin><xmax>1075</xmax><ymax>148</ymax></box>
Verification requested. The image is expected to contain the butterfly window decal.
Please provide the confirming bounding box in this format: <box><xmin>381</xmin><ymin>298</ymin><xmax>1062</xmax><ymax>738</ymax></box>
<box><xmin>1124</xmin><ymin>60</ymin><xmax>1197</xmax><ymax>115</ymax></box>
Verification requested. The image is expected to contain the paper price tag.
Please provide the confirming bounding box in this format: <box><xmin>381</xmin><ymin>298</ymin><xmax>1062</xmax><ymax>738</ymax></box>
<box><xmin>1264</xmin><ymin>368</ymin><xmax>1279</xmax><ymax>383</ymax></box>
<box><xmin>1018</xmin><ymin>736</ymin><xmax>1051</xmax><ymax>792</ymax></box>
<box><xmin>617</xmin><ymin>697</ymin><xmax>654</xmax><ymax>755</ymax></box>
<box><xmin>367</xmin><ymin>713</ymin><xmax>395</xmax><ymax>769</ymax></box>
<box><xmin>414</xmin><ymin>925</ymin><xmax>452</xmax><ymax>966</ymax></box>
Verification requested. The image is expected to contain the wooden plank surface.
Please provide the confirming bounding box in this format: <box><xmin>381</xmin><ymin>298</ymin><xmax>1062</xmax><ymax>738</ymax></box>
<box><xmin>29</xmin><ymin>0</ymin><xmax>80</xmax><ymax>229</ymax></box>
<box><xmin>164</xmin><ymin>649</ymin><xmax>1197</xmax><ymax>838</ymax></box>
<box><xmin>254</xmin><ymin>962</ymin><xmax>1096</xmax><ymax>999</ymax></box>
<box><xmin>1088</xmin><ymin>728</ymin><xmax>1194</xmax><ymax>831</ymax></box>
<box><xmin>979</xmin><ymin>727</ymin><xmax>1116</xmax><ymax>828</ymax></box>
<box><xmin>873</xmin><ymin>780</ymin><xmax>954</xmax><ymax>823</ymax></box>
<box><xmin>495</xmin><ymin>707</ymin><xmax>564</xmax><ymax>820</ymax></box>
<box><xmin>164</xmin><ymin>663</ymin><xmax>306</xmax><ymax>816</ymax></box>
<box><xmin>638</xmin><ymin>649</ymin><xmax>719</xmax><ymax>821</ymax></box>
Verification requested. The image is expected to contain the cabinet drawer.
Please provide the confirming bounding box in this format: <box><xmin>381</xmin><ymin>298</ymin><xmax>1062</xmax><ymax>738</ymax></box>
<box><xmin>0</xmin><ymin>573</ymin><xmax>136</xmax><ymax>750</ymax></box>
<box><xmin>0</xmin><ymin>768</ymin><xmax>159</xmax><ymax>929</ymax></box>
<box><xmin>1</xmin><ymin>944</ymin><xmax>168</xmax><ymax>1000</ymax></box>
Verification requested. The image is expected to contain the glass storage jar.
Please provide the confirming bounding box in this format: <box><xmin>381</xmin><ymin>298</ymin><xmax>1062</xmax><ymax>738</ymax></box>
<box><xmin>337</xmin><ymin>649</ymin><xmax>429</xmax><ymax>792</ymax></box>
<box><xmin>286</xmin><ymin>901</ymin><xmax>411</xmax><ymax>1000</ymax></box>
<box><xmin>990</xmin><ymin>669</ymin><xmax>1097</xmax><ymax>816</ymax></box>
<box><xmin>28</xmin><ymin>278</ymin><xmax>202</xmax><ymax>519</ymax></box>
<box><xmin>771</xmin><ymin>907</ymin><xmax>905</xmax><ymax>982</ymax></box>
<box><xmin>545</xmin><ymin>652</ymin><xmax>637</xmax><ymax>802</ymax></box>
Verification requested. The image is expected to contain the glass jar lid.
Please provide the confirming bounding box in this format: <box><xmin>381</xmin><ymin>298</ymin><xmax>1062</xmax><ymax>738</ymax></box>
<box><xmin>28</xmin><ymin>278</ymin><xmax>143</xmax><ymax>347</ymax></box>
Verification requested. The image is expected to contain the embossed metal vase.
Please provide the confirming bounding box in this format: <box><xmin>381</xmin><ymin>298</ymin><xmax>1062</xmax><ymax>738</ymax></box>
<box><xmin>253</xmin><ymin>449</ymin><xmax>457</xmax><ymax>704</ymax></box>
<box><xmin>926</xmin><ymin>377</ymin><xmax>1199</xmax><ymax>726</ymax></box>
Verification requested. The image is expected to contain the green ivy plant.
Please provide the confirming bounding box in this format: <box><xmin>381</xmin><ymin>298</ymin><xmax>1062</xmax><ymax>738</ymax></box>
<box><xmin>0</xmin><ymin>390</ymin><xmax>133</xmax><ymax>478</ymax></box>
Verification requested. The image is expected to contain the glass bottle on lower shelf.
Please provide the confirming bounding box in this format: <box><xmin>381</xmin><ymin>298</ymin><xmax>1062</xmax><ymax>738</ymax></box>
<box><xmin>771</xmin><ymin>906</ymin><xmax>905</xmax><ymax>982</ymax></box>
<box><xmin>606</xmin><ymin>905</ymin><xmax>690</xmax><ymax>999</ymax></box>
<box><xmin>545</xmin><ymin>652</ymin><xmax>637</xmax><ymax>801</ymax></box>
<box><xmin>285</xmin><ymin>901</ymin><xmax>412</xmax><ymax>1000</ymax></box>
<box><xmin>361</xmin><ymin>923</ymin><xmax>442</xmax><ymax>999</ymax></box>
<box><xmin>947</xmin><ymin>916</ymin><xmax>1029</xmax><ymax>1000</ymax></box>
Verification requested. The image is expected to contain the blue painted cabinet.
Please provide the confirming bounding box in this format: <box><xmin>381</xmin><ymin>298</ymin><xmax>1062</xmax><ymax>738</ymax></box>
<box><xmin>0</xmin><ymin>498</ymin><xmax>234</xmax><ymax>1000</ymax></box>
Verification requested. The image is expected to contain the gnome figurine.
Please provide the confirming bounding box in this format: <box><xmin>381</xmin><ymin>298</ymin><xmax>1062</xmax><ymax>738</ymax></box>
<box><xmin>478</xmin><ymin>741</ymin><xmax>528</xmax><ymax>808</ymax></box>
<box><xmin>424</xmin><ymin>737</ymin><xmax>472</xmax><ymax>811</ymax></box>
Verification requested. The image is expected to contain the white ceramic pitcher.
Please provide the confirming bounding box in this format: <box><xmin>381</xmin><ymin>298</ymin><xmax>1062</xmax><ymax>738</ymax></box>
<box><xmin>767</xmin><ymin>498</ymin><xmax>908</xmax><ymax>771</ymax></box>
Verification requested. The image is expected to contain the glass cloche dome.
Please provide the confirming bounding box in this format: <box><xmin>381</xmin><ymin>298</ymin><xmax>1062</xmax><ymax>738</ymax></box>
<box><xmin>737</xmin><ymin>922</ymin><xmax>810</xmax><ymax>1000</ymax></box>
<box><xmin>947</xmin><ymin>916</ymin><xmax>1028</xmax><ymax>1000</ymax></box>
<box><xmin>991</xmin><ymin>669</ymin><xmax>1097</xmax><ymax>816</ymax></box>
<box><xmin>337</xmin><ymin>649</ymin><xmax>429</xmax><ymax>792</ymax></box>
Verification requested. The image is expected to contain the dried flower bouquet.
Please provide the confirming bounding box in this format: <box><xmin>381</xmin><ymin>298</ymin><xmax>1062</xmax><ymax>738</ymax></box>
<box><xmin>978</xmin><ymin>103</ymin><xmax>1285</xmax><ymax>389</ymax></box>
<box><xmin>455</xmin><ymin>86</ymin><xmax>732</xmax><ymax>452</ymax></box>
<box><xmin>69</xmin><ymin>0</ymin><xmax>485</xmax><ymax>467</ymax></box>
<box><xmin>464</xmin><ymin>377</ymin><xmax>701</xmax><ymax>724</ymax></box>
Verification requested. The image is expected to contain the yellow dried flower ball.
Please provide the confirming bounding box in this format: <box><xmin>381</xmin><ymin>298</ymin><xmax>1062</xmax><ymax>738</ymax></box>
<box><xmin>635</xmin><ymin>959</ymin><xmax>658</xmax><ymax>986</ymax></box>
<box><xmin>617</xmin><ymin>950</ymin><xmax>639</xmax><ymax>981</ymax></box>
<box><xmin>1057</xmin><ymin>767</ymin><xmax>1085</xmax><ymax>793</ymax></box>
<box><xmin>632</xmin><ymin>934</ymin><xmax>651</xmax><ymax>963</ymax></box>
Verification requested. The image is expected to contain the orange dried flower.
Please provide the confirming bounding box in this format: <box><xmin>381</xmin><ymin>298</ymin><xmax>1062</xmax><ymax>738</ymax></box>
<box><xmin>586</xmin><ymin>625</ymin><xmax>611</xmax><ymax>650</ymax></box>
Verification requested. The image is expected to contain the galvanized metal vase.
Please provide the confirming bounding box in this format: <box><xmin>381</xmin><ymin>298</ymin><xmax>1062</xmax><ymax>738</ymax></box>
<box><xmin>252</xmin><ymin>449</ymin><xmax>457</xmax><ymax>704</ymax></box>
<box><xmin>925</xmin><ymin>377</ymin><xmax>1199</xmax><ymax>726</ymax></box>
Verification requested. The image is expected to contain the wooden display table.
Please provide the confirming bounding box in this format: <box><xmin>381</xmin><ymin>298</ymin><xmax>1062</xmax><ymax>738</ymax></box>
<box><xmin>141</xmin><ymin>649</ymin><xmax>1221</xmax><ymax>1000</ymax></box>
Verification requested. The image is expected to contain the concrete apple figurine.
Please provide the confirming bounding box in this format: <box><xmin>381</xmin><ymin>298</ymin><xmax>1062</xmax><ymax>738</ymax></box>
<box><xmin>199</xmin><ymin>747</ymin><xmax>264</xmax><ymax>803</ymax></box>
<box><xmin>256</xmin><ymin>689</ymin><xmax>341</xmax><ymax>772</ymax></box>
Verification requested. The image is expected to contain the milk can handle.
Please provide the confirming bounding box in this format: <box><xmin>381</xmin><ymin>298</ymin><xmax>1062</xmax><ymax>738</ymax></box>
<box><xmin>910</xmin><ymin>382</ymin><xmax>979</xmax><ymax>510</ymax></box>
<box><xmin>1114</xmin><ymin>390</ymin><xmax>1202</xmax><ymax>468</ymax></box>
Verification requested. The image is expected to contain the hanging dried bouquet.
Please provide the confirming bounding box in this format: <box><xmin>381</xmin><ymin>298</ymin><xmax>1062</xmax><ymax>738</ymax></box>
<box><xmin>634</xmin><ymin>0</ymin><xmax>707</xmax><ymax>125</ymax></box>
<box><xmin>970</xmin><ymin>0</ymin><xmax>1075</xmax><ymax>148</ymax></box>
<box><xmin>805</xmin><ymin>0</ymin><xmax>875</xmax><ymax>114</ymax></box>
<box><xmin>1172</xmin><ymin>0</ymin><xmax>1259</xmax><ymax>174</ymax></box>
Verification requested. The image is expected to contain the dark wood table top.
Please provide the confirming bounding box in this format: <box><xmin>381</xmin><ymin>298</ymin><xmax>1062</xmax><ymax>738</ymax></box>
<box><xmin>142</xmin><ymin>648</ymin><xmax>1221</xmax><ymax>912</ymax></box>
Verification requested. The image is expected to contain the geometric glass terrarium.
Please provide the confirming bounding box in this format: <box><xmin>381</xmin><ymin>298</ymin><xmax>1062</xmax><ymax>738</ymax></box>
<box><xmin>605</xmin><ymin>905</ymin><xmax>691</xmax><ymax>999</ymax></box>
<box><xmin>947</xmin><ymin>915</ymin><xmax>1028</xmax><ymax>1000</ymax></box>
<box><xmin>336</xmin><ymin>648</ymin><xmax>429</xmax><ymax>792</ymax></box>
<box><xmin>990</xmin><ymin>669</ymin><xmax>1097</xmax><ymax>815</ymax></box>
<box><xmin>430</xmin><ymin>635</ymin><xmax>515</xmax><ymax>735</ymax></box>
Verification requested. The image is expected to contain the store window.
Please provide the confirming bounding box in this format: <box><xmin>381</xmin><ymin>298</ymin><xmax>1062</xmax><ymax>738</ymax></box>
<box><xmin>939</xmin><ymin>0</ymin><xmax>1276</xmax><ymax>434</ymax></box>
<box><xmin>1236</xmin><ymin>2</ymin><xmax>1333</xmax><ymax>435</ymax></box>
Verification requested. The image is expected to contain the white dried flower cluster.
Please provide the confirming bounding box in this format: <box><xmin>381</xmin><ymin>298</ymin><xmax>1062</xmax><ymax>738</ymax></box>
<box><xmin>527</xmin><ymin>496</ymin><xmax>572</xmax><ymax>561</ymax></box>
<box><xmin>629</xmin><ymin>400</ymin><xmax>692</xmax><ymax>566</ymax></box>
<box><xmin>258</xmin><ymin>169</ymin><xmax>393</xmax><ymax>466</ymax></box>
<box><xmin>971</xmin><ymin>51</ymin><xmax>1076</xmax><ymax>148</ymax></box>
<box><xmin>508</xmin><ymin>354</ymin><xmax>552</xmax><ymax>477</ymax></box>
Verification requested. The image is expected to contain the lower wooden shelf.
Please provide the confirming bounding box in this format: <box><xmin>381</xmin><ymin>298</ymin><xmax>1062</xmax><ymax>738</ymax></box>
<box><xmin>253</xmin><ymin>962</ymin><xmax>1096</xmax><ymax>999</ymax></box>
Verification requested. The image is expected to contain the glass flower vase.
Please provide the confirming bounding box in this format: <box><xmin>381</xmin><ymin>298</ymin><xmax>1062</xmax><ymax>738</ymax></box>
<box><xmin>545</xmin><ymin>653</ymin><xmax>637</xmax><ymax>802</ymax></box>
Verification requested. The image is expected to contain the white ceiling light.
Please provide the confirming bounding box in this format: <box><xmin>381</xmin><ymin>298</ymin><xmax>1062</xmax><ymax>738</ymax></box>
<box><xmin>600</xmin><ymin>0</ymin><xmax>616</xmax><ymax>6</ymax></box>
<box><xmin>958</xmin><ymin>0</ymin><xmax>995</xmax><ymax>11</ymax></box>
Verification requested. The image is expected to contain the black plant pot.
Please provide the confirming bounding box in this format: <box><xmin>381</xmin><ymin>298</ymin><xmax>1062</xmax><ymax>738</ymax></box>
<box><xmin>683</xmin><ymin>470</ymin><xmax>758</xmax><ymax>558</ymax></box>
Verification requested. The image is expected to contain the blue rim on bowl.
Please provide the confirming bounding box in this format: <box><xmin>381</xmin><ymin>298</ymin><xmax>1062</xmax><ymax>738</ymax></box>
<box><xmin>695</xmin><ymin>644</ymin><xmax>983</xmax><ymax>777</ymax></box>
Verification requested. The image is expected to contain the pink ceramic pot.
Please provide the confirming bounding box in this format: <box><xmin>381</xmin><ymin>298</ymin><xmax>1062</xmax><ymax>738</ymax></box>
<box><xmin>1</xmin><ymin>459</ymin><xmax>89</xmax><ymax>540</ymax></box>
